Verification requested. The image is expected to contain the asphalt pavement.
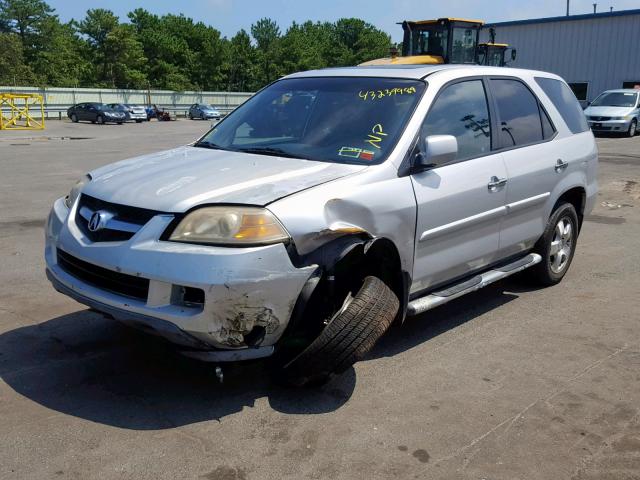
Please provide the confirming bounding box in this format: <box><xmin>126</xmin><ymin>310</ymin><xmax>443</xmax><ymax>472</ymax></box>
<box><xmin>1</xmin><ymin>120</ymin><xmax>639</xmax><ymax>480</ymax></box>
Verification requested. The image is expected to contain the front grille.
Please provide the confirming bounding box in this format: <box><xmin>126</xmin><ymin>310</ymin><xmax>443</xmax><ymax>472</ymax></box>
<box><xmin>57</xmin><ymin>248</ymin><xmax>149</xmax><ymax>300</ymax></box>
<box><xmin>589</xmin><ymin>116</ymin><xmax>611</xmax><ymax>121</ymax></box>
<box><xmin>76</xmin><ymin>194</ymin><xmax>162</xmax><ymax>242</ymax></box>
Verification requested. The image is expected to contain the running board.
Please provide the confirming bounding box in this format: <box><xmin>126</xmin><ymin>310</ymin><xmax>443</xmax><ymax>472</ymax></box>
<box><xmin>407</xmin><ymin>253</ymin><xmax>542</xmax><ymax>316</ymax></box>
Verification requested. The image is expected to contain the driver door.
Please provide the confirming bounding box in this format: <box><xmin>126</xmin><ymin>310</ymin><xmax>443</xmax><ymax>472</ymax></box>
<box><xmin>411</xmin><ymin>78</ymin><xmax>507</xmax><ymax>293</ymax></box>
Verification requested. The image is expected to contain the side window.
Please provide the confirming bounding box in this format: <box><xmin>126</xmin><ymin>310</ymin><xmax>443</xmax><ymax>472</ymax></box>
<box><xmin>422</xmin><ymin>80</ymin><xmax>491</xmax><ymax>161</ymax></box>
<box><xmin>535</xmin><ymin>77</ymin><xmax>589</xmax><ymax>134</ymax></box>
<box><xmin>541</xmin><ymin>107</ymin><xmax>555</xmax><ymax>139</ymax></box>
<box><xmin>490</xmin><ymin>79</ymin><xmax>543</xmax><ymax>147</ymax></box>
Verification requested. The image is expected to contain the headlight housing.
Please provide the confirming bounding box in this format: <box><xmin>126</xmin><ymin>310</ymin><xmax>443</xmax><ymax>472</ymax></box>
<box><xmin>168</xmin><ymin>206</ymin><xmax>290</xmax><ymax>246</ymax></box>
<box><xmin>64</xmin><ymin>174</ymin><xmax>91</xmax><ymax>208</ymax></box>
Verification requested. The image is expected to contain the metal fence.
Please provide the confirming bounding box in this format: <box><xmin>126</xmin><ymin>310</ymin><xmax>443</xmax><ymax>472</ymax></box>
<box><xmin>0</xmin><ymin>86</ymin><xmax>253</xmax><ymax>119</ymax></box>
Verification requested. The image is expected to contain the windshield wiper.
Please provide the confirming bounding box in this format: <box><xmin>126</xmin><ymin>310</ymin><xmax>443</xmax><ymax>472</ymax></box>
<box><xmin>193</xmin><ymin>140</ymin><xmax>227</xmax><ymax>150</ymax></box>
<box><xmin>234</xmin><ymin>146</ymin><xmax>312</xmax><ymax>160</ymax></box>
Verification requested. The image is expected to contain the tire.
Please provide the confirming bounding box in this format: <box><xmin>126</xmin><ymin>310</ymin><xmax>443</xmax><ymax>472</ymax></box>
<box><xmin>117</xmin><ymin>122</ymin><xmax>123</xmax><ymax>125</ymax></box>
<box><xmin>96</xmin><ymin>115</ymin><xmax>104</xmax><ymax>125</ymax></box>
<box><xmin>527</xmin><ymin>202</ymin><xmax>579</xmax><ymax>286</ymax></box>
<box><xmin>189</xmin><ymin>113</ymin><xmax>193</xmax><ymax>120</ymax></box>
<box><xmin>71</xmin><ymin>113</ymin><xmax>78</xmax><ymax>123</ymax></box>
<box><xmin>275</xmin><ymin>276</ymin><xmax>399</xmax><ymax>387</ymax></box>
<box><xmin>628</xmin><ymin>119</ymin><xmax>637</xmax><ymax>137</ymax></box>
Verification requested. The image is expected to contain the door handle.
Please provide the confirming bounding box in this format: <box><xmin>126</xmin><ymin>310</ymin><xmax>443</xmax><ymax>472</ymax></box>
<box><xmin>555</xmin><ymin>159</ymin><xmax>569</xmax><ymax>172</ymax></box>
<box><xmin>488</xmin><ymin>176</ymin><xmax>508</xmax><ymax>191</ymax></box>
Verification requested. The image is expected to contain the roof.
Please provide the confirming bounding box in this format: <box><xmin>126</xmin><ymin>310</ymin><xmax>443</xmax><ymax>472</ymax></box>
<box><xmin>407</xmin><ymin>18</ymin><xmax>485</xmax><ymax>25</ymax></box>
<box><xmin>599</xmin><ymin>89</ymin><xmax>640</xmax><ymax>93</ymax></box>
<box><xmin>284</xmin><ymin>64</ymin><xmax>467</xmax><ymax>80</ymax></box>
<box><xmin>283</xmin><ymin>64</ymin><xmax>561</xmax><ymax>81</ymax></box>
<box><xmin>486</xmin><ymin>8</ymin><xmax>640</xmax><ymax>27</ymax></box>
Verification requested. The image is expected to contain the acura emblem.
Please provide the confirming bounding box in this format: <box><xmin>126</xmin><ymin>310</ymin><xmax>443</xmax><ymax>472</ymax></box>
<box><xmin>88</xmin><ymin>211</ymin><xmax>107</xmax><ymax>232</ymax></box>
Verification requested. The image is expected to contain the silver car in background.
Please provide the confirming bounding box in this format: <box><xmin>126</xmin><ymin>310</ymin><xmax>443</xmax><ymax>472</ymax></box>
<box><xmin>584</xmin><ymin>89</ymin><xmax>640</xmax><ymax>136</ymax></box>
<box><xmin>46</xmin><ymin>65</ymin><xmax>597</xmax><ymax>386</ymax></box>
<box><xmin>106</xmin><ymin>103</ymin><xmax>148</xmax><ymax>123</ymax></box>
<box><xmin>188</xmin><ymin>103</ymin><xmax>221</xmax><ymax>120</ymax></box>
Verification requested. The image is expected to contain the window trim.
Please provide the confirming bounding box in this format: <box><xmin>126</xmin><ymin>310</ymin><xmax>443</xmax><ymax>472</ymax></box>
<box><xmin>410</xmin><ymin>75</ymin><xmax>496</xmax><ymax>171</ymax></box>
<box><xmin>486</xmin><ymin>75</ymin><xmax>558</xmax><ymax>153</ymax></box>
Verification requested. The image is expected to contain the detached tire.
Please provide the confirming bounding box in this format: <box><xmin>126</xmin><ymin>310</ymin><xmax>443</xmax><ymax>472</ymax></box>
<box><xmin>277</xmin><ymin>276</ymin><xmax>399</xmax><ymax>387</ymax></box>
<box><xmin>527</xmin><ymin>202</ymin><xmax>579</xmax><ymax>287</ymax></box>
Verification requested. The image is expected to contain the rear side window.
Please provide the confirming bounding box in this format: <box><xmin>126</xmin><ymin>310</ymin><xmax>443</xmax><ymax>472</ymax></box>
<box><xmin>490</xmin><ymin>79</ymin><xmax>543</xmax><ymax>147</ymax></box>
<box><xmin>422</xmin><ymin>79</ymin><xmax>491</xmax><ymax>161</ymax></box>
<box><xmin>535</xmin><ymin>77</ymin><xmax>589</xmax><ymax>134</ymax></box>
<box><xmin>541</xmin><ymin>108</ymin><xmax>555</xmax><ymax>139</ymax></box>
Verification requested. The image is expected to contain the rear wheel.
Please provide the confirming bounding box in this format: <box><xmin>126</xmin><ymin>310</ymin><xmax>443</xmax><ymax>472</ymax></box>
<box><xmin>628</xmin><ymin>119</ymin><xmax>637</xmax><ymax>137</ymax></box>
<box><xmin>527</xmin><ymin>202</ymin><xmax>579</xmax><ymax>286</ymax></box>
<box><xmin>96</xmin><ymin>115</ymin><xmax>104</xmax><ymax>125</ymax></box>
<box><xmin>275</xmin><ymin>275</ymin><xmax>399</xmax><ymax>386</ymax></box>
<box><xmin>70</xmin><ymin>113</ymin><xmax>78</xmax><ymax>123</ymax></box>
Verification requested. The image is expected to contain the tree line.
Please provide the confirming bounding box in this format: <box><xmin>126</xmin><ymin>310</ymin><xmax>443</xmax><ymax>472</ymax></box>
<box><xmin>0</xmin><ymin>0</ymin><xmax>393</xmax><ymax>91</ymax></box>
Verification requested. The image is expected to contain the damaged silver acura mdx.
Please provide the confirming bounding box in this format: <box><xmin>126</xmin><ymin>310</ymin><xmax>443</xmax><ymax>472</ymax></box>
<box><xmin>46</xmin><ymin>65</ymin><xmax>597</xmax><ymax>385</ymax></box>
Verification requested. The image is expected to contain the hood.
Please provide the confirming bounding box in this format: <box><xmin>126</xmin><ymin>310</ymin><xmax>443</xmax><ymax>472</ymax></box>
<box><xmin>584</xmin><ymin>106</ymin><xmax>634</xmax><ymax>117</ymax></box>
<box><xmin>84</xmin><ymin>146</ymin><xmax>366</xmax><ymax>212</ymax></box>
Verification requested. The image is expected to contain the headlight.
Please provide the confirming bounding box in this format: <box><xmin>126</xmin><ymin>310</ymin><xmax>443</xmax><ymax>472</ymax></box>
<box><xmin>64</xmin><ymin>174</ymin><xmax>91</xmax><ymax>208</ymax></box>
<box><xmin>169</xmin><ymin>207</ymin><xmax>289</xmax><ymax>246</ymax></box>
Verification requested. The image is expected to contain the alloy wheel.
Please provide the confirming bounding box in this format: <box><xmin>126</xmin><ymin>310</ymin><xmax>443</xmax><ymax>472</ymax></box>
<box><xmin>549</xmin><ymin>217</ymin><xmax>573</xmax><ymax>273</ymax></box>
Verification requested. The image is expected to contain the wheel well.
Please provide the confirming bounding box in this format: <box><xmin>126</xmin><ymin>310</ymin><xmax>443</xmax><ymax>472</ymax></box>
<box><xmin>555</xmin><ymin>187</ymin><xmax>586</xmax><ymax>230</ymax></box>
<box><xmin>332</xmin><ymin>237</ymin><xmax>408</xmax><ymax>324</ymax></box>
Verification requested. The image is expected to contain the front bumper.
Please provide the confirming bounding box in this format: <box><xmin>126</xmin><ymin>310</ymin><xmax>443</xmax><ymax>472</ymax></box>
<box><xmin>588</xmin><ymin>119</ymin><xmax>632</xmax><ymax>132</ymax></box>
<box><xmin>128</xmin><ymin>112</ymin><xmax>147</xmax><ymax>120</ymax></box>
<box><xmin>45</xmin><ymin>197</ymin><xmax>317</xmax><ymax>356</ymax></box>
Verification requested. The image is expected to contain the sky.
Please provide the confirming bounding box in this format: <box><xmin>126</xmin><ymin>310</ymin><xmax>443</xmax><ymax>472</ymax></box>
<box><xmin>46</xmin><ymin>0</ymin><xmax>640</xmax><ymax>42</ymax></box>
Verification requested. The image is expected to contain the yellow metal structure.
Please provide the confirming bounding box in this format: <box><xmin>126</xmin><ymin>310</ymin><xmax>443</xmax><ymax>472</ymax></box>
<box><xmin>361</xmin><ymin>18</ymin><xmax>513</xmax><ymax>68</ymax></box>
<box><xmin>359</xmin><ymin>54</ymin><xmax>444</xmax><ymax>66</ymax></box>
<box><xmin>0</xmin><ymin>93</ymin><xmax>45</xmax><ymax>130</ymax></box>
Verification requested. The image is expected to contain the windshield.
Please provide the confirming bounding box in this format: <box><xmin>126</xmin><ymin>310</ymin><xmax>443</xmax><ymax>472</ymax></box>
<box><xmin>591</xmin><ymin>92</ymin><xmax>638</xmax><ymax>107</ymax></box>
<box><xmin>197</xmin><ymin>77</ymin><xmax>425</xmax><ymax>165</ymax></box>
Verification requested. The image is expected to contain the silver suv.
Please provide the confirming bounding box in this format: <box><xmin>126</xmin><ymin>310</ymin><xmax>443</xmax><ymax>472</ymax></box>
<box><xmin>46</xmin><ymin>65</ymin><xmax>598</xmax><ymax>385</ymax></box>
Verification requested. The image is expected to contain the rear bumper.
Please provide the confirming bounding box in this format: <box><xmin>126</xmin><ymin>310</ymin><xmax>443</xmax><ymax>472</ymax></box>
<box><xmin>45</xmin><ymin>196</ymin><xmax>317</xmax><ymax>352</ymax></box>
<box><xmin>128</xmin><ymin>112</ymin><xmax>147</xmax><ymax>120</ymax></box>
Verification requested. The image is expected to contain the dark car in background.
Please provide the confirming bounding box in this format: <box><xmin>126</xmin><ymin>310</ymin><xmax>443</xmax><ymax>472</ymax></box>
<box><xmin>67</xmin><ymin>103</ymin><xmax>126</xmax><ymax>125</ymax></box>
<box><xmin>106</xmin><ymin>103</ymin><xmax>148</xmax><ymax>123</ymax></box>
<box><xmin>188</xmin><ymin>103</ymin><xmax>221</xmax><ymax>120</ymax></box>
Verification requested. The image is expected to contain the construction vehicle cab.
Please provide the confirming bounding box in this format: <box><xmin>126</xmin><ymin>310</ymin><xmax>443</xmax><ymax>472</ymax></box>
<box><xmin>360</xmin><ymin>18</ymin><xmax>515</xmax><ymax>67</ymax></box>
<box><xmin>477</xmin><ymin>43</ymin><xmax>511</xmax><ymax>66</ymax></box>
<box><xmin>402</xmin><ymin>18</ymin><xmax>482</xmax><ymax>64</ymax></box>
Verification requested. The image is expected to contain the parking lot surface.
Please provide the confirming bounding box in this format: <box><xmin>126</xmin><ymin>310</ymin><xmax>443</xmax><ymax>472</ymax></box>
<box><xmin>1</xmin><ymin>121</ymin><xmax>639</xmax><ymax>480</ymax></box>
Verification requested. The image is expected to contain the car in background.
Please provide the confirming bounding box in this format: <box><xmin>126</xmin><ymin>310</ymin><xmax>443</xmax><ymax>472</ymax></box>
<box><xmin>106</xmin><ymin>103</ymin><xmax>147</xmax><ymax>123</ymax></box>
<box><xmin>67</xmin><ymin>103</ymin><xmax>126</xmax><ymax>125</ymax></box>
<box><xmin>188</xmin><ymin>103</ymin><xmax>221</xmax><ymax>120</ymax></box>
<box><xmin>584</xmin><ymin>89</ymin><xmax>640</xmax><ymax>137</ymax></box>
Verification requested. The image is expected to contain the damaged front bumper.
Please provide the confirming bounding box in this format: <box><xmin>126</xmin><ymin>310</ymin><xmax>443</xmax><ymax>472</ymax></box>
<box><xmin>45</xmin><ymin>197</ymin><xmax>317</xmax><ymax>359</ymax></box>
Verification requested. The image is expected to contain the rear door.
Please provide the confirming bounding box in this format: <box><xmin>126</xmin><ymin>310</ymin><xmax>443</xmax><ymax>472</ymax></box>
<box><xmin>411</xmin><ymin>78</ymin><xmax>508</xmax><ymax>293</ymax></box>
<box><xmin>487</xmin><ymin>77</ymin><xmax>562</xmax><ymax>258</ymax></box>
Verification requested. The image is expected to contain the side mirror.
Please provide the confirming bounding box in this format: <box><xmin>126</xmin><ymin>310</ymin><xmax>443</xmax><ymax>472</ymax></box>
<box><xmin>416</xmin><ymin>135</ymin><xmax>458</xmax><ymax>169</ymax></box>
<box><xmin>511</xmin><ymin>49</ymin><xmax>517</xmax><ymax>61</ymax></box>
